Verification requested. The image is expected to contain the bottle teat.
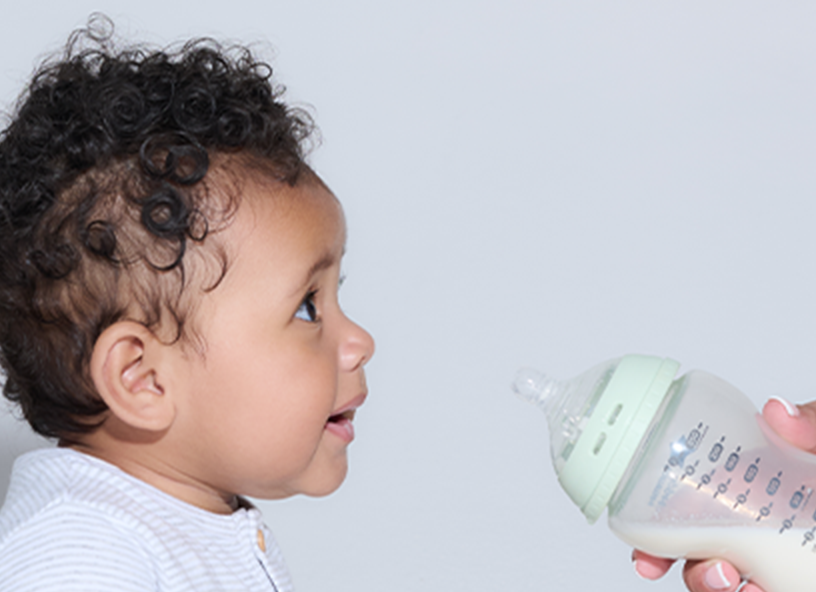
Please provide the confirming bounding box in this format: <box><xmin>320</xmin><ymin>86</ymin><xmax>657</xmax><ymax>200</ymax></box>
<box><xmin>512</xmin><ymin>368</ymin><xmax>559</xmax><ymax>409</ymax></box>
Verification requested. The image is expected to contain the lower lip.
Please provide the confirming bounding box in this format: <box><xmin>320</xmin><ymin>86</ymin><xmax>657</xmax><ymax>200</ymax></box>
<box><xmin>325</xmin><ymin>417</ymin><xmax>355</xmax><ymax>443</ymax></box>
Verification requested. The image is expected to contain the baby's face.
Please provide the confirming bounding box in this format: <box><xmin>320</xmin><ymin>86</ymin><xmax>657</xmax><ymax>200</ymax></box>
<box><xmin>169</xmin><ymin>177</ymin><xmax>374</xmax><ymax>501</ymax></box>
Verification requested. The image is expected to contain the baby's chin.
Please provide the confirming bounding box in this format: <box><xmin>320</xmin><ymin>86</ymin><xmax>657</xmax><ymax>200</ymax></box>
<box><xmin>299</xmin><ymin>466</ymin><xmax>350</xmax><ymax>498</ymax></box>
<box><xmin>251</xmin><ymin>463</ymin><xmax>350</xmax><ymax>500</ymax></box>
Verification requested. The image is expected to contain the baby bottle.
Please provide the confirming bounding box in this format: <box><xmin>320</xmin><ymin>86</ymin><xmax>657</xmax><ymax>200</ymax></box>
<box><xmin>513</xmin><ymin>354</ymin><xmax>816</xmax><ymax>592</ymax></box>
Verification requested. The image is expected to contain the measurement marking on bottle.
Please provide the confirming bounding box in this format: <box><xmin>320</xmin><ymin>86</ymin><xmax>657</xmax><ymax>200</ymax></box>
<box><xmin>802</xmin><ymin>528</ymin><xmax>815</xmax><ymax>547</ymax></box>
<box><xmin>802</xmin><ymin>488</ymin><xmax>813</xmax><ymax>512</ymax></box>
<box><xmin>744</xmin><ymin>459</ymin><xmax>760</xmax><ymax>483</ymax></box>
<box><xmin>791</xmin><ymin>486</ymin><xmax>807</xmax><ymax>510</ymax></box>
<box><xmin>733</xmin><ymin>489</ymin><xmax>750</xmax><ymax>509</ymax></box>
<box><xmin>714</xmin><ymin>478</ymin><xmax>731</xmax><ymax>499</ymax></box>
<box><xmin>780</xmin><ymin>515</ymin><xmax>796</xmax><ymax>535</ymax></box>
<box><xmin>696</xmin><ymin>469</ymin><xmax>714</xmax><ymax>490</ymax></box>
<box><xmin>687</xmin><ymin>425</ymin><xmax>703</xmax><ymax>449</ymax></box>
<box><xmin>669</xmin><ymin>437</ymin><xmax>693</xmax><ymax>468</ymax></box>
<box><xmin>680</xmin><ymin>460</ymin><xmax>700</xmax><ymax>482</ymax></box>
<box><xmin>708</xmin><ymin>438</ymin><xmax>725</xmax><ymax>463</ymax></box>
<box><xmin>757</xmin><ymin>502</ymin><xmax>773</xmax><ymax>522</ymax></box>
<box><xmin>725</xmin><ymin>447</ymin><xmax>741</xmax><ymax>472</ymax></box>
<box><xmin>766</xmin><ymin>472</ymin><xmax>782</xmax><ymax>496</ymax></box>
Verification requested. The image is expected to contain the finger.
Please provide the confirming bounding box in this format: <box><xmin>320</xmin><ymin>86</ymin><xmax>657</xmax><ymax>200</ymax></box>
<box><xmin>632</xmin><ymin>549</ymin><xmax>674</xmax><ymax>580</ymax></box>
<box><xmin>763</xmin><ymin>397</ymin><xmax>816</xmax><ymax>453</ymax></box>
<box><xmin>682</xmin><ymin>559</ymin><xmax>742</xmax><ymax>592</ymax></box>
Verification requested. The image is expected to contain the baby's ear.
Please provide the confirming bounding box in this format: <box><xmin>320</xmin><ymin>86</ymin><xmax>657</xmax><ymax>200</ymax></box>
<box><xmin>90</xmin><ymin>321</ymin><xmax>176</xmax><ymax>432</ymax></box>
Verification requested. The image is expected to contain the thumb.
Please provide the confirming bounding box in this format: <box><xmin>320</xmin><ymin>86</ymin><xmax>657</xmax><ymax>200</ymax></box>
<box><xmin>762</xmin><ymin>397</ymin><xmax>816</xmax><ymax>453</ymax></box>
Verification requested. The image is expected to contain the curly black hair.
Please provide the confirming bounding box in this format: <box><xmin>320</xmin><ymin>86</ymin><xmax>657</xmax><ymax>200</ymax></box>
<box><xmin>0</xmin><ymin>16</ymin><xmax>315</xmax><ymax>438</ymax></box>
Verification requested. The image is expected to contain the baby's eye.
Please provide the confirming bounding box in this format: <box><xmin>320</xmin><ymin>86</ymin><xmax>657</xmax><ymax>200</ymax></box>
<box><xmin>295</xmin><ymin>291</ymin><xmax>319</xmax><ymax>323</ymax></box>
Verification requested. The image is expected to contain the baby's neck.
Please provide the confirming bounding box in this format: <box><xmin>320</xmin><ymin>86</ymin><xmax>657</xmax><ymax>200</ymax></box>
<box><xmin>64</xmin><ymin>428</ymin><xmax>240</xmax><ymax>514</ymax></box>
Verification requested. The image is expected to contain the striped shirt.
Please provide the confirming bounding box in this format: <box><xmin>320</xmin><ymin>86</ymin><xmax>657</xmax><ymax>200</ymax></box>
<box><xmin>0</xmin><ymin>448</ymin><xmax>293</xmax><ymax>591</ymax></box>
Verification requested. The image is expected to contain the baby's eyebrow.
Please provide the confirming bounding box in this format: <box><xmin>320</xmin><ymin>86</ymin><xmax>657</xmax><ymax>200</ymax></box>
<box><xmin>307</xmin><ymin>252</ymin><xmax>336</xmax><ymax>278</ymax></box>
<box><xmin>290</xmin><ymin>250</ymin><xmax>340</xmax><ymax>295</ymax></box>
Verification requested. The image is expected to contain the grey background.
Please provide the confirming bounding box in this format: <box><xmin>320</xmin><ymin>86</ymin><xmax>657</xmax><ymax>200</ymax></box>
<box><xmin>2</xmin><ymin>2</ymin><xmax>816</xmax><ymax>591</ymax></box>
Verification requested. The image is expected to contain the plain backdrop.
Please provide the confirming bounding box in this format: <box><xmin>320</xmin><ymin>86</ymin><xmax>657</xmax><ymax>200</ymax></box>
<box><xmin>2</xmin><ymin>2</ymin><xmax>816</xmax><ymax>591</ymax></box>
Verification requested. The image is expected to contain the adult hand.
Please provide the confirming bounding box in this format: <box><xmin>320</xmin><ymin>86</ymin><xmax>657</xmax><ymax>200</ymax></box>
<box><xmin>632</xmin><ymin>397</ymin><xmax>816</xmax><ymax>592</ymax></box>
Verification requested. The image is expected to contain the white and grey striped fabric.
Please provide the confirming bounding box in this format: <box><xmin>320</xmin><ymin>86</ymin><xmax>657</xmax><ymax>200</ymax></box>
<box><xmin>0</xmin><ymin>448</ymin><xmax>293</xmax><ymax>592</ymax></box>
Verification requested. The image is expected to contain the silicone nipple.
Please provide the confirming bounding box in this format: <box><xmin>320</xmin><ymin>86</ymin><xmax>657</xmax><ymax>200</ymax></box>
<box><xmin>513</xmin><ymin>367</ymin><xmax>559</xmax><ymax>409</ymax></box>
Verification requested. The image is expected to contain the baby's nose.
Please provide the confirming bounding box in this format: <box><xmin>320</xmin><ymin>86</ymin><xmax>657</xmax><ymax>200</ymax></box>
<box><xmin>340</xmin><ymin>318</ymin><xmax>375</xmax><ymax>371</ymax></box>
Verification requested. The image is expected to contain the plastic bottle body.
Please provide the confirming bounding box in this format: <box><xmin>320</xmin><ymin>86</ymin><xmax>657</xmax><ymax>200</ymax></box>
<box><xmin>607</xmin><ymin>370</ymin><xmax>816</xmax><ymax>592</ymax></box>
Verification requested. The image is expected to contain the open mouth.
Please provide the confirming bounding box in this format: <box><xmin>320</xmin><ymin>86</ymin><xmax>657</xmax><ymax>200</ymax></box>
<box><xmin>328</xmin><ymin>409</ymin><xmax>356</xmax><ymax>425</ymax></box>
<box><xmin>324</xmin><ymin>394</ymin><xmax>366</xmax><ymax>443</ymax></box>
<box><xmin>325</xmin><ymin>412</ymin><xmax>355</xmax><ymax>442</ymax></box>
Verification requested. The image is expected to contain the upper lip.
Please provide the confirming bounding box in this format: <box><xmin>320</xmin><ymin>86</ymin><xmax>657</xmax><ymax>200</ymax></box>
<box><xmin>329</xmin><ymin>393</ymin><xmax>367</xmax><ymax>420</ymax></box>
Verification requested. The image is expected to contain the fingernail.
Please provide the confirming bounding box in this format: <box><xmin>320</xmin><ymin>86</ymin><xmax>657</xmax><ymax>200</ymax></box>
<box><xmin>769</xmin><ymin>396</ymin><xmax>800</xmax><ymax>417</ymax></box>
<box><xmin>704</xmin><ymin>562</ymin><xmax>733</xmax><ymax>590</ymax></box>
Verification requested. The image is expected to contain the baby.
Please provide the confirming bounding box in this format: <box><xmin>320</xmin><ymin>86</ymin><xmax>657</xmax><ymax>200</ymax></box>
<box><xmin>0</xmin><ymin>17</ymin><xmax>373</xmax><ymax>591</ymax></box>
<box><xmin>2</xmin><ymin>16</ymin><xmax>810</xmax><ymax>592</ymax></box>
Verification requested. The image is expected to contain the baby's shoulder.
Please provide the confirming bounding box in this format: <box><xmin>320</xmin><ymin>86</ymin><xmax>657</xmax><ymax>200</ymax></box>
<box><xmin>0</xmin><ymin>506</ymin><xmax>156</xmax><ymax>591</ymax></box>
<box><xmin>0</xmin><ymin>483</ymin><xmax>156</xmax><ymax>590</ymax></box>
<box><xmin>0</xmin><ymin>448</ymin><xmax>283</xmax><ymax>592</ymax></box>
<box><xmin>0</xmin><ymin>492</ymin><xmax>155</xmax><ymax>562</ymax></box>
<box><xmin>0</xmin><ymin>449</ymin><xmax>162</xmax><ymax>590</ymax></box>
<box><xmin>0</xmin><ymin>448</ymin><xmax>168</xmax><ymax>550</ymax></box>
